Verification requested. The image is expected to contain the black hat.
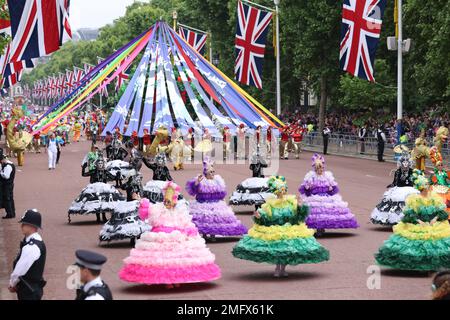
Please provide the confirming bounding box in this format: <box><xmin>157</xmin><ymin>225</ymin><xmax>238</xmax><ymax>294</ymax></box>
<box><xmin>74</xmin><ymin>250</ymin><xmax>107</xmax><ymax>271</ymax></box>
<box><xmin>19</xmin><ymin>209</ymin><xmax>42</xmax><ymax>229</ymax></box>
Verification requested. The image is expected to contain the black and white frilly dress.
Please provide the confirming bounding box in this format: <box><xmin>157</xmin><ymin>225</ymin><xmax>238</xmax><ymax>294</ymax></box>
<box><xmin>68</xmin><ymin>182</ymin><xmax>126</xmax><ymax>217</ymax></box>
<box><xmin>99</xmin><ymin>200</ymin><xmax>151</xmax><ymax>242</ymax></box>
<box><xmin>106</xmin><ymin>160</ymin><xmax>134</xmax><ymax>180</ymax></box>
<box><xmin>229</xmin><ymin>177</ymin><xmax>276</xmax><ymax>206</ymax></box>
<box><xmin>371</xmin><ymin>168</ymin><xmax>419</xmax><ymax>226</ymax></box>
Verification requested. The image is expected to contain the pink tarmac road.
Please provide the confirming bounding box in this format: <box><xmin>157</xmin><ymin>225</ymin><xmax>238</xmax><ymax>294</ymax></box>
<box><xmin>0</xmin><ymin>139</ymin><xmax>434</xmax><ymax>300</ymax></box>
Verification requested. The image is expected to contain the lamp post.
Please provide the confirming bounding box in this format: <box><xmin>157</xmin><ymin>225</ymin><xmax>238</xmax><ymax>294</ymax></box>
<box><xmin>274</xmin><ymin>0</ymin><xmax>281</xmax><ymax>117</ymax></box>
<box><xmin>172</xmin><ymin>10</ymin><xmax>178</xmax><ymax>30</ymax></box>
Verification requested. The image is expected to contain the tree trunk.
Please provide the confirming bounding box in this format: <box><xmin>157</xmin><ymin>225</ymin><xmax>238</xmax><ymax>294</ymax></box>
<box><xmin>318</xmin><ymin>75</ymin><xmax>327</xmax><ymax>132</ymax></box>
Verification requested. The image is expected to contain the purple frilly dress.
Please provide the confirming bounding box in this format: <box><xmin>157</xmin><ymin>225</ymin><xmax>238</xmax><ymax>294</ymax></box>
<box><xmin>299</xmin><ymin>171</ymin><xmax>359</xmax><ymax>230</ymax></box>
<box><xmin>186</xmin><ymin>175</ymin><xmax>248</xmax><ymax>237</ymax></box>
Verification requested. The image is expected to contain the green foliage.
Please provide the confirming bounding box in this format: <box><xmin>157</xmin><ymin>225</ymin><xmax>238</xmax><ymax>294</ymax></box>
<box><xmin>20</xmin><ymin>0</ymin><xmax>449</xmax><ymax>115</ymax></box>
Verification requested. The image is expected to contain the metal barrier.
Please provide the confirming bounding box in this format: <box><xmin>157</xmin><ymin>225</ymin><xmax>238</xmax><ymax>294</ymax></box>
<box><xmin>299</xmin><ymin>132</ymin><xmax>449</xmax><ymax>163</ymax></box>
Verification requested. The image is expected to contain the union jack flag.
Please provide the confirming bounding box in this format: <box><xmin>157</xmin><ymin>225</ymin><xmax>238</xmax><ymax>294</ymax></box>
<box><xmin>115</xmin><ymin>61</ymin><xmax>129</xmax><ymax>92</ymax></box>
<box><xmin>179</xmin><ymin>26</ymin><xmax>207</xmax><ymax>56</ymax></box>
<box><xmin>65</xmin><ymin>69</ymin><xmax>74</xmax><ymax>91</ymax></box>
<box><xmin>340</xmin><ymin>0</ymin><xmax>386</xmax><ymax>82</ymax></box>
<box><xmin>73</xmin><ymin>66</ymin><xmax>84</xmax><ymax>87</ymax></box>
<box><xmin>235</xmin><ymin>0</ymin><xmax>273</xmax><ymax>89</ymax></box>
<box><xmin>7</xmin><ymin>0</ymin><xmax>72</xmax><ymax>62</ymax></box>
<box><xmin>0</xmin><ymin>70</ymin><xmax>22</xmax><ymax>89</ymax></box>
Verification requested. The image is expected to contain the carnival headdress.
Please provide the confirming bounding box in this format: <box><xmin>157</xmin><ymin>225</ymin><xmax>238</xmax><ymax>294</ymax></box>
<box><xmin>267</xmin><ymin>176</ymin><xmax>288</xmax><ymax>194</ymax></box>
<box><xmin>163</xmin><ymin>181</ymin><xmax>181</xmax><ymax>208</ymax></box>
<box><xmin>203</xmin><ymin>156</ymin><xmax>215</xmax><ymax>176</ymax></box>
<box><xmin>312</xmin><ymin>154</ymin><xmax>325</xmax><ymax>169</ymax></box>
<box><xmin>397</xmin><ymin>152</ymin><xmax>413</xmax><ymax>169</ymax></box>
<box><xmin>155</xmin><ymin>153</ymin><xmax>167</xmax><ymax>165</ymax></box>
<box><xmin>411</xmin><ymin>169</ymin><xmax>429</xmax><ymax>191</ymax></box>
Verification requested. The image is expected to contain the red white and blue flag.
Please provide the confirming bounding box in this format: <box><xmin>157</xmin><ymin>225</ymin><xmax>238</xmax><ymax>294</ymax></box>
<box><xmin>97</xmin><ymin>57</ymin><xmax>109</xmax><ymax>97</ymax></box>
<box><xmin>65</xmin><ymin>69</ymin><xmax>74</xmax><ymax>91</ymax></box>
<box><xmin>340</xmin><ymin>0</ymin><xmax>386</xmax><ymax>82</ymax></box>
<box><xmin>0</xmin><ymin>3</ymin><xmax>11</xmax><ymax>35</ymax></box>
<box><xmin>7</xmin><ymin>0</ymin><xmax>72</xmax><ymax>62</ymax></box>
<box><xmin>179</xmin><ymin>26</ymin><xmax>207</xmax><ymax>56</ymax></box>
<box><xmin>73</xmin><ymin>66</ymin><xmax>84</xmax><ymax>87</ymax></box>
<box><xmin>115</xmin><ymin>60</ymin><xmax>129</xmax><ymax>92</ymax></box>
<box><xmin>235</xmin><ymin>0</ymin><xmax>273</xmax><ymax>89</ymax></box>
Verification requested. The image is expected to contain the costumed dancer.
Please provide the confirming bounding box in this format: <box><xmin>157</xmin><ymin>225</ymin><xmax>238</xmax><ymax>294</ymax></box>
<box><xmin>375</xmin><ymin>170</ymin><xmax>450</xmax><ymax>271</ymax></box>
<box><xmin>119</xmin><ymin>182</ymin><xmax>221</xmax><ymax>287</ymax></box>
<box><xmin>186</xmin><ymin>157</ymin><xmax>247</xmax><ymax>239</ymax></box>
<box><xmin>69</xmin><ymin>157</ymin><xmax>125</xmax><ymax>223</ymax></box>
<box><xmin>370</xmin><ymin>153</ymin><xmax>419</xmax><ymax>226</ymax></box>
<box><xmin>237</xmin><ymin>124</ymin><xmax>246</xmax><ymax>160</ymax></box>
<box><xmin>73</xmin><ymin>119</ymin><xmax>82</xmax><ymax>142</ymax></box>
<box><xmin>229</xmin><ymin>151</ymin><xmax>275</xmax><ymax>209</ymax></box>
<box><xmin>411</xmin><ymin>130</ymin><xmax>429</xmax><ymax>171</ymax></box>
<box><xmin>232</xmin><ymin>176</ymin><xmax>329</xmax><ymax>277</ymax></box>
<box><xmin>99</xmin><ymin>200</ymin><xmax>151</xmax><ymax>245</ymax></box>
<box><xmin>194</xmin><ymin>128</ymin><xmax>213</xmax><ymax>159</ymax></box>
<box><xmin>223</xmin><ymin>126</ymin><xmax>231</xmax><ymax>160</ymax></box>
<box><xmin>429</xmin><ymin>147</ymin><xmax>450</xmax><ymax>216</ymax></box>
<box><xmin>168</xmin><ymin>129</ymin><xmax>191</xmax><ymax>171</ymax></box>
<box><xmin>299</xmin><ymin>154</ymin><xmax>359</xmax><ymax>235</ymax></box>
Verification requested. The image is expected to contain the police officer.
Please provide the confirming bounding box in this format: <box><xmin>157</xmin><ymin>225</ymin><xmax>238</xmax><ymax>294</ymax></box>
<box><xmin>74</xmin><ymin>250</ymin><xmax>113</xmax><ymax>300</ymax></box>
<box><xmin>376</xmin><ymin>124</ymin><xmax>387</xmax><ymax>162</ymax></box>
<box><xmin>322</xmin><ymin>124</ymin><xmax>331</xmax><ymax>155</ymax></box>
<box><xmin>1</xmin><ymin>148</ymin><xmax>16</xmax><ymax>219</ymax></box>
<box><xmin>9</xmin><ymin>209</ymin><xmax>46</xmax><ymax>300</ymax></box>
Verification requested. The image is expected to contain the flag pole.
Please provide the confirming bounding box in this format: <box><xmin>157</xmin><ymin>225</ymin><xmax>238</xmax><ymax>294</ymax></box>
<box><xmin>396</xmin><ymin>0</ymin><xmax>403</xmax><ymax>143</ymax></box>
<box><xmin>274</xmin><ymin>0</ymin><xmax>281</xmax><ymax>116</ymax></box>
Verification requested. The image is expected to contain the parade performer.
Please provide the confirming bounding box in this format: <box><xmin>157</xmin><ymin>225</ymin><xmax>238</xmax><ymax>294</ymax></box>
<box><xmin>99</xmin><ymin>200</ymin><xmax>151</xmax><ymax>245</ymax></box>
<box><xmin>279</xmin><ymin>126</ymin><xmax>289</xmax><ymax>160</ymax></box>
<box><xmin>429</xmin><ymin>147</ymin><xmax>450</xmax><ymax>216</ymax></box>
<box><xmin>232</xmin><ymin>176</ymin><xmax>329</xmax><ymax>277</ymax></box>
<box><xmin>299</xmin><ymin>154</ymin><xmax>359</xmax><ymax>234</ymax></box>
<box><xmin>119</xmin><ymin>169</ymin><xmax>144</xmax><ymax>201</ymax></box>
<box><xmin>194</xmin><ymin>128</ymin><xmax>213</xmax><ymax>157</ymax></box>
<box><xmin>106</xmin><ymin>134</ymin><xmax>128</xmax><ymax>161</ymax></box>
<box><xmin>69</xmin><ymin>157</ymin><xmax>125</xmax><ymax>223</ymax></box>
<box><xmin>143</xmin><ymin>153</ymin><xmax>173</xmax><ymax>181</ymax></box>
<box><xmin>119</xmin><ymin>182</ymin><xmax>221</xmax><ymax>287</ymax></box>
<box><xmin>292</xmin><ymin>126</ymin><xmax>303</xmax><ymax>159</ymax></box>
<box><xmin>237</xmin><ymin>124</ymin><xmax>246</xmax><ymax>160</ymax></box>
<box><xmin>73</xmin><ymin>119</ymin><xmax>82</xmax><ymax>142</ymax></box>
<box><xmin>434</xmin><ymin>126</ymin><xmax>448</xmax><ymax>155</ymax></box>
<box><xmin>186</xmin><ymin>157</ymin><xmax>247</xmax><ymax>239</ymax></box>
<box><xmin>411</xmin><ymin>130</ymin><xmax>429</xmax><ymax>171</ymax></box>
<box><xmin>167</xmin><ymin>129</ymin><xmax>191</xmax><ymax>171</ymax></box>
<box><xmin>230</xmin><ymin>152</ymin><xmax>275</xmax><ymax>209</ymax></box>
<box><xmin>6</xmin><ymin>88</ymin><xmax>32</xmax><ymax>167</ymax></box>
<box><xmin>142</xmin><ymin>129</ymin><xmax>152</xmax><ymax>155</ymax></box>
<box><xmin>371</xmin><ymin>153</ymin><xmax>419</xmax><ymax>226</ymax></box>
<box><xmin>223</xmin><ymin>126</ymin><xmax>231</xmax><ymax>160</ymax></box>
<box><xmin>375</xmin><ymin>170</ymin><xmax>450</xmax><ymax>271</ymax></box>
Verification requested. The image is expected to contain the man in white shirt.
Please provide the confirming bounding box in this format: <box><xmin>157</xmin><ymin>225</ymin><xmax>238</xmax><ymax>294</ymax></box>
<box><xmin>9</xmin><ymin>209</ymin><xmax>46</xmax><ymax>300</ymax></box>
<box><xmin>0</xmin><ymin>148</ymin><xmax>16</xmax><ymax>219</ymax></box>
<box><xmin>74</xmin><ymin>250</ymin><xmax>113</xmax><ymax>300</ymax></box>
<box><xmin>376</xmin><ymin>124</ymin><xmax>387</xmax><ymax>162</ymax></box>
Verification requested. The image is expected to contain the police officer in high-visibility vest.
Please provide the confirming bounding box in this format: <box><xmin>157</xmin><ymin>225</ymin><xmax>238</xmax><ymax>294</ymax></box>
<box><xmin>74</xmin><ymin>250</ymin><xmax>113</xmax><ymax>300</ymax></box>
<box><xmin>9</xmin><ymin>209</ymin><xmax>46</xmax><ymax>300</ymax></box>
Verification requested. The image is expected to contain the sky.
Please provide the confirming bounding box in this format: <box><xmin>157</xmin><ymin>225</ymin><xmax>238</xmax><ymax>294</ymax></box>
<box><xmin>70</xmin><ymin>0</ymin><xmax>137</xmax><ymax>30</ymax></box>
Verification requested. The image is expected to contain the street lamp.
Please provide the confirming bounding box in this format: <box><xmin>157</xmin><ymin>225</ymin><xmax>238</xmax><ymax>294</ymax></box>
<box><xmin>274</xmin><ymin>0</ymin><xmax>281</xmax><ymax>117</ymax></box>
<box><xmin>172</xmin><ymin>11</ymin><xmax>178</xmax><ymax>30</ymax></box>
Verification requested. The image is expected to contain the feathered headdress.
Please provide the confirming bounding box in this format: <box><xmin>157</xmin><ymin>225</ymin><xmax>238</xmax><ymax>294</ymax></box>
<box><xmin>312</xmin><ymin>153</ymin><xmax>325</xmax><ymax>169</ymax></box>
<box><xmin>203</xmin><ymin>156</ymin><xmax>215</xmax><ymax>176</ymax></box>
<box><xmin>397</xmin><ymin>152</ymin><xmax>413</xmax><ymax>169</ymax></box>
<box><xmin>411</xmin><ymin>169</ymin><xmax>429</xmax><ymax>191</ymax></box>
<box><xmin>155</xmin><ymin>152</ymin><xmax>167</xmax><ymax>165</ymax></box>
<box><xmin>163</xmin><ymin>181</ymin><xmax>181</xmax><ymax>206</ymax></box>
<box><xmin>267</xmin><ymin>176</ymin><xmax>288</xmax><ymax>194</ymax></box>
